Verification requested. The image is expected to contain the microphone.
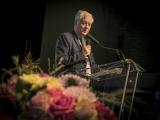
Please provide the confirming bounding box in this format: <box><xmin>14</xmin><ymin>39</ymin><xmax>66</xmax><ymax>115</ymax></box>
<box><xmin>87</xmin><ymin>33</ymin><xmax>100</xmax><ymax>45</ymax></box>
<box><xmin>117</xmin><ymin>49</ymin><xmax>126</xmax><ymax>63</ymax></box>
<box><xmin>87</xmin><ymin>33</ymin><xmax>126</xmax><ymax>62</ymax></box>
<box><xmin>87</xmin><ymin>33</ymin><xmax>117</xmax><ymax>51</ymax></box>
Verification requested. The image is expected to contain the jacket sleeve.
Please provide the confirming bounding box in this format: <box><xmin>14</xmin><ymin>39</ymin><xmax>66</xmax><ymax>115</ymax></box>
<box><xmin>55</xmin><ymin>34</ymin><xmax>69</xmax><ymax>66</ymax></box>
<box><xmin>55</xmin><ymin>33</ymin><xmax>85</xmax><ymax>67</ymax></box>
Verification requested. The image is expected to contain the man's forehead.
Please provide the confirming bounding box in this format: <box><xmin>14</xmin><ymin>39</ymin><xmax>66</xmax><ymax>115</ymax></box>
<box><xmin>81</xmin><ymin>16</ymin><xmax>93</xmax><ymax>22</ymax></box>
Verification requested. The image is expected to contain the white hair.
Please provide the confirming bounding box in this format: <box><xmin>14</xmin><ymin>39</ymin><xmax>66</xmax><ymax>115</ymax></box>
<box><xmin>74</xmin><ymin>10</ymin><xmax>94</xmax><ymax>26</ymax></box>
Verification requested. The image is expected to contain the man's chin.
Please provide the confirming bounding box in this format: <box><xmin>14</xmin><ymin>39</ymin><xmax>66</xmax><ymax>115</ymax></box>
<box><xmin>82</xmin><ymin>33</ymin><xmax>88</xmax><ymax>36</ymax></box>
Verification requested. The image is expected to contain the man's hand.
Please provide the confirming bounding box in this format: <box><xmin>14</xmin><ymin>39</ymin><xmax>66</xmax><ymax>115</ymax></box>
<box><xmin>82</xmin><ymin>44</ymin><xmax>91</xmax><ymax>56</ymax></box>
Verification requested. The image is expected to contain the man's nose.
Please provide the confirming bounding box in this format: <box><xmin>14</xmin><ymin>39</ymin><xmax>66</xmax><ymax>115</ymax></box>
<box><xmin>85</xmin><ymin>25</ymin><xmax>90</xmax><ymax>29</ymax></box>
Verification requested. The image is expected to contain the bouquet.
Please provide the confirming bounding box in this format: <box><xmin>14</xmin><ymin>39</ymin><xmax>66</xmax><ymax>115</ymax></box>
<box><xmin>0</xmin><ymin>73</ymin><xmax>117</xmax><ymax>120</ymax></box>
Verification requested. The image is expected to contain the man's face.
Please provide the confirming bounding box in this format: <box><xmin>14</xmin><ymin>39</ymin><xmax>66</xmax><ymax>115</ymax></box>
<box><xmin>77</xmin><ymin>16</ymin><xmax>93</xmax><ymax>37</ymax></box>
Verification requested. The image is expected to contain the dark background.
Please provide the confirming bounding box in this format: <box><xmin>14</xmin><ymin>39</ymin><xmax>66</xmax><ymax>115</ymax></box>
<box><xmin>1</xmin><ymin>0</ymin><xmax>45</xmax><ymax>69</ymax></box>
<box><xmin>41</xmin><ymin>0</ymin><xmax>160</xmax><ymax>73</ymax></box>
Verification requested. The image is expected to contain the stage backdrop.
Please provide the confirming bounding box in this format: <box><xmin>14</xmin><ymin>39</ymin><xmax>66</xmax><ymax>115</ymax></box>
<box><xmin>40</xmin><ymin>0</ymin><xmax>158</xmax><ymax>74</ymax></box>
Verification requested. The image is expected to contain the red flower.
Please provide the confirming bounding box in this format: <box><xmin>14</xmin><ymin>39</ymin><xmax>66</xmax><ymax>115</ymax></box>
<box><xmin>96</xmin><ymin>102</ymin><xmax>117</xmax><ymax>120</ymax></box>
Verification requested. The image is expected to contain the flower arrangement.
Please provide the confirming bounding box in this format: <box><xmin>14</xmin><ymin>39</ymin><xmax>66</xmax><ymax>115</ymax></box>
<box><xmin>1</xmin><ymin>54</ymin><xmax>157</xmax><ymax>120</ymax></box>
<box><xmin>1</xmin><ymin>72</ymin><xmax>117</xmax><ymax>120</ymax></box>
<box><xmin>0</xmin><ymin>55</ymin><xmax>118</xmax><ymax>120</ymax></box>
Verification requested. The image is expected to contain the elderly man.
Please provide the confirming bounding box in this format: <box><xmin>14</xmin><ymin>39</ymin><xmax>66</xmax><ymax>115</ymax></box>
<box><xmin>55</xmin><ymin>10</ymin><xmax>95</xmax><ymax>76</ymax></box>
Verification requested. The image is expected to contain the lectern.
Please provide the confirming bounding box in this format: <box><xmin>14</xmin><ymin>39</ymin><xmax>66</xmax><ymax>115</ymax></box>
<box><xmin>89</xmin><ymin>59</ymin><xmax>145</xmax><ymax>120</ymax></box>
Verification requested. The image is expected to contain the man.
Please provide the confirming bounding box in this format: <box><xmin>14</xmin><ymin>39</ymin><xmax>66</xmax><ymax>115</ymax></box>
<box><xmin>55</xmin><ymin>10</ymin><xmax>95</xmax><ymax>76</ymax></box>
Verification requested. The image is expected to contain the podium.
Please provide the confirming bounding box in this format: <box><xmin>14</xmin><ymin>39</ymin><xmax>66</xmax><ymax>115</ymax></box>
<box><xmin>89</xmin><ymin>59</ymin><xmax>145</xmax><ymax>120</ymax></box>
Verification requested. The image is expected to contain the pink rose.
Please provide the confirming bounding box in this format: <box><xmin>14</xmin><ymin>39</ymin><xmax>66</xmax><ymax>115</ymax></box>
<box><xmin>48</xmin><ymin>89</ymin><xmax>75</xmax><ymax>120</ymax></box>
<box><xmin>47</xmin><ymin>88</ymin><xmax>63</xmax><ymax>97</ymax></box>
<box><xmin>28</xmin><ymin>91</ymin><xmax>50</xmax><ymax>112</ymax></box>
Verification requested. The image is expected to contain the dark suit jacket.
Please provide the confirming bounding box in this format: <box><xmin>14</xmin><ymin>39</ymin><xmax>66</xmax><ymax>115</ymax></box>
<box><xmin>55</xmin><ymin>31</ymin><xmax>95</xmax><ymax>75</ymax></box>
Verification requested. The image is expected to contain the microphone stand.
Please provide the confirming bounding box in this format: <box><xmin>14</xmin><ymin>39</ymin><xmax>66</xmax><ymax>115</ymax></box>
<box><xmin>87</xmin><ymin>33</ymin><xmax>127</xmax><ymax>63</ymax></box>
<box><xmin>95</xmin><ymin>40</ymin><xmax>127</xmax><ymax>63</ymax></box>
<box><xmin>118</xmin><ymin>60</ymin><xmax>131</xmax><ymax>120</ymax></box>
